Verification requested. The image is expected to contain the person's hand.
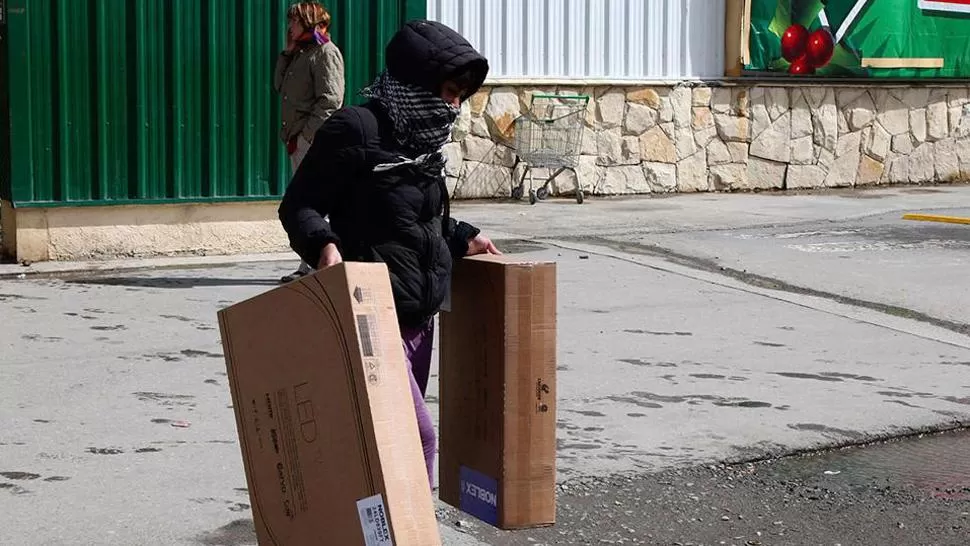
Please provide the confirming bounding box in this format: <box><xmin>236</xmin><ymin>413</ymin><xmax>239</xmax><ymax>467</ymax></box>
<box><xmin>466</xmin><ymin>234</ymin><xmax>502</xmax><ymax>256</ymax></box>
<box><xmin>317</xmin><ymin>243</ymin><xmax>343</xmax><ymax>269</ymax></box>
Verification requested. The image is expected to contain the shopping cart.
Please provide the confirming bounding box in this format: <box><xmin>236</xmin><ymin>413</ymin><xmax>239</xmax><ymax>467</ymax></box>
<box><xmin>512</xmin><ymin>93</ymin><xmax>590</xmax><ymax>205</ymax></box>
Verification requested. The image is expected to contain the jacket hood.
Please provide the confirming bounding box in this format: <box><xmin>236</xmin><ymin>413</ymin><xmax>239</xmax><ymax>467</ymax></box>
<box><xmin>385</xmin><ymin>20</ymin><xmax>489</xmax><ymax>99</ymax></box>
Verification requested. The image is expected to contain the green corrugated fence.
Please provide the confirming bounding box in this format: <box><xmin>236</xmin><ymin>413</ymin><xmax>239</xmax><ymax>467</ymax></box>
<box><xmin>0</xmin><ymin>0</ymin><xmax>425</xmax><ymax>207</ymax></box>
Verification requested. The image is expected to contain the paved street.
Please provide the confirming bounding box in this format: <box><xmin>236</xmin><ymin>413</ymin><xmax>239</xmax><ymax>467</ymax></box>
<box><xmin>2</xmin><ymin>185</ymin><xmax>969</xmax><ymax>545</ymax></box>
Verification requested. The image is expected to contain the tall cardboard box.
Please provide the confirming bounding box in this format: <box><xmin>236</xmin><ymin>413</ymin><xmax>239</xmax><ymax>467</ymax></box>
<box><xmin>438</xmin><ymin>254</ymin><xmax>557</xmax><ymax>529</ymax></box>
<box><xmin>218</xmin><ymin>262</ymin><xmax>441</xmax><ymax>546</ymax></box>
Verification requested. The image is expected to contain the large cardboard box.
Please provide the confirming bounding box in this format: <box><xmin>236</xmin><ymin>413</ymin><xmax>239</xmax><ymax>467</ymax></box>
<box><xmin>438</xmin><ymin>254</ymin><xmax>558</xmax><ymax>529</ymax></box>
<box><xmin>218</xmin><ymin>262</ymin><xmax>441</xmax><ymax>546</ymax></box>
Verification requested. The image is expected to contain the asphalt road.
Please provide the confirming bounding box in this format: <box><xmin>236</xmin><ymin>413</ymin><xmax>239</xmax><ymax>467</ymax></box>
<box><xmin>1</xmin><ymin>185</ymin><xmax>969</xmax><ymax>545</ymax></box>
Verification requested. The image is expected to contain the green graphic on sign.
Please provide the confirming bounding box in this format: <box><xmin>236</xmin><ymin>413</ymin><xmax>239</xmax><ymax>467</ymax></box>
<box><xmin>745</xmin><ymin>0</ymin><xmax>970</xmax><ymax>78</ymax></box>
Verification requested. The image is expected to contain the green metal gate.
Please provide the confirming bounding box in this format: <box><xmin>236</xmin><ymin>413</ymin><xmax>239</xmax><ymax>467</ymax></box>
<box><xmin>0</xmin><ymin>0</ymin><xmax>425</xmax><ymax>207</ymax></box>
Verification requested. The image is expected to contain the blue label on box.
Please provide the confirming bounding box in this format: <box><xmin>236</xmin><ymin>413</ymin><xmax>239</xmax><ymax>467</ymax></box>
<box><xmin>459</xmin><ymin>465</ymin><xmax>499</xmax><ymax>526</ymax></box>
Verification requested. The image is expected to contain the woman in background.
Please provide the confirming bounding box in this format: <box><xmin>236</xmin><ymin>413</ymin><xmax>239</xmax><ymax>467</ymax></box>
<box><xmin>274</xmin><ymin>2</ymin><xmax>345</xmax><ymax>283</ymax></box>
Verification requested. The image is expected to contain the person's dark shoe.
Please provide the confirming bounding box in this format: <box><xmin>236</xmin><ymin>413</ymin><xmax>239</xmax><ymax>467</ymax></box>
<box><xmin>279</xmin><ymin>261</ymin><xmax>312</xmax><ymax>283</ymax></box>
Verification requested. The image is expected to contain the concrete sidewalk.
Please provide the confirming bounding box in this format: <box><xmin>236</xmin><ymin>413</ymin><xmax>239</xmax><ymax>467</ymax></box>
<box><xmin>1</xmin><ymin>184</ymin><xmax>969</xmax><ymax>544</ymax></box>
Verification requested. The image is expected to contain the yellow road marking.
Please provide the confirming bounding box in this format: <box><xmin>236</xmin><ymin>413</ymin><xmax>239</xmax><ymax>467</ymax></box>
<box><xmin>902</xmin><ymin>213</ymin><xmax>970</xmax><ymax>225</ymax></box>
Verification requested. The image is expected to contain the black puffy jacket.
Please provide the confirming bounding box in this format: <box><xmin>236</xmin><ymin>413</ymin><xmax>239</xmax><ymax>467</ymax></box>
<box><xmin>278</xmin><ymin>20</ymin><xmax>488</xmax><ymax>328</ymax></box>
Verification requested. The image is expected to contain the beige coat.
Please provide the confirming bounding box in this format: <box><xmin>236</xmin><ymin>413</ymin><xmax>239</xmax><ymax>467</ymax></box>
<box><xmin>273</xmin><ymin>40</ymin><xmax>345</xmax><ymax>144</ymax></box>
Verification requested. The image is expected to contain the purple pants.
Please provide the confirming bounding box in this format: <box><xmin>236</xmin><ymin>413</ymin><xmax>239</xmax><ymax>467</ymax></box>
<box><xmin>401</xmin><ymin>318</ymin><xmax>436</xmax><ymax>490</ymax></box>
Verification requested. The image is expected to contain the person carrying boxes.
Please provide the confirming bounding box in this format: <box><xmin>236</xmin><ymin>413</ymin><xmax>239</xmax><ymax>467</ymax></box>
<box><xmin>277</xmin><ymin>19</ymin><xmax>500</xmax><ymax>490</ymax></box>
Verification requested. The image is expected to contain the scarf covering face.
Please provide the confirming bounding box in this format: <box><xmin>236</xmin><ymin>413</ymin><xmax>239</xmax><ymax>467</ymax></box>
<box><xmin>360</xmin><ymin>70</ymin><xmax>459</xmax><ymax>173</ymax></box>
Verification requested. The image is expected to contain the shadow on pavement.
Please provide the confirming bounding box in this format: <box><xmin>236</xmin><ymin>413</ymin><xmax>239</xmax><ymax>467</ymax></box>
<box><xmin>65</xmin><ymin>277</ymin><xmax>281</xmax><ymax>289</ymax></box>
<box><xmin>196</xmin><ymin>518</ymin><xmax>255</xmax><ymax>546</ymax></box>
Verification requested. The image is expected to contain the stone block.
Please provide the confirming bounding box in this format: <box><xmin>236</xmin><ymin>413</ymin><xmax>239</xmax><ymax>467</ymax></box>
<box><xmin>484</xmin><ymin>87</ymin><xmax>521</xmax><ymax>143</ymax></box>
<box><xmin>933</xmin><ymin>138</ymin><xmax>961</xmax><ymax>181</ymax></box>
<box><xmin>639</xmin><ymin>126</ymin><xmax>677</xmax><ymax>163</ymax></box>
<box><xmin>469</xmin><ymin>89</ymin><xmax>490</xmax><ymax>116</ymax></box>
<box><xmin>471</xmin><ymin>116</ymin><xmax>490</xmax><ymax>139</ymax></box>
<box><xmin>733</xmin><ymin>89</ymin><xmax>750</xmax><ymax>118</ymax></box>
<box><xmin>642</xmin><ymin>162</ymin><xmax>678</xmax><ymax>192</ymax></box>
<box><xmin>625</xmin><ymin>103</ymin><xmax>658</xmax><ymax>135</ymax></box>
<box><xmin>910</xmin><ymin>109</ymin><xmax>927</xmax><ymax>143</ymax></box>
<box><xmin>462</xmin><ymin>135</ymin><xmax>494</xmax><ymax>163</ymax></box>
<box><xmin>675</xmin><ymin>125</ymin><xmax>698</xmax><ymax>161</ymax></box>
<box><xmin>550</xmin><ymin>167</ymin><xmax>579</xmax><ymax>196</ymax></box>
<box><xmin>659</xmin><ymin>97</ymin><xmax>675</xmax><ymax>123</ymax></box>
<box><xmin>671</xmin><ymin>86</ymin><xmax>693</xmax><ymax>129</ymax></box>
<box><xmin>791</xmin><ymin>90</ymin><xmax>814</xmax><ymax>139</ymax></box>
<box><xmin>874</xmin><ymin>91</ymin><xmax>909</xmax><ymax>135</ymax></box>
<box><xmin>838</xmin><ymin>110</ymin><xmax>849</xmax><ymax>135</ymax></box>
<box><xmin>791</xmin><ymin>136</ymin><xmax>815</xmax><ymax>165</ymax></box>
<box><xmin>715</xmin><ymin>112</ymin><xmax>751</xmax><ymax>142</ymax></box>
<box><xmin>621</xmin><ymin>136</ymin><xmax>642</xmax><ymax>165</ymax></box>
<box><xmin>711</xmin><ymin>87</ymin><xmax>732</xmax><ymax>114</ymax></box>
<box><xmin>493</xmin><ymin>144</ymin><xmax>517</xmax><ymax>168</ymax></box>
<box><xmin>596</xmin><ymin>88</ymin><xmax>626</xmax><ymax>129</ymax></box>
<box><xmin>927</xmin><ymin>100</ymin><xmax>949</xmax><ymax>141</ymax></box>
<box><xmin>811</xmin><ymin>89</ymin><xmax>838</xmax><ymax>152</ymax></box>
<box><xmin>751</xmin><ymin>101</ymin><xmax>771</xmax><ymax>138</ymax></box>
<box><xmin>856</xmin><ymin>155</ymin><xmax>885</xmax><ymax>186</ymax></box>
<box><xmin>865</xmin><ymin>122</ymin><xmax>891</xmax><ymax>162</ymax></box>
<box><xmin>907</xmin><ymin>142</ymin><xmax>936</xmax><ymax>182</ymax></box>
<box><xmin>947</xmin><ymin>88</ymin><xmax>969</xmax><ymax>108</ymax></box>
<box><xmin>693</xmin><ymin>87</ymin><xmax>712</xmax><ymax>107</ymax></box>
<box><xmin>575</xmin><ymin>155</ymin><xmax>604</xmax><ymax>193</ymax></box>
<box><xmin>694</xmin><ymin>126</ymin><xmax>719</xmax><ymax>148</ymax></box>
<box><xmin>892</xmin><ymin>133</ymin><xmax>914</xmax><ymax>154</ymax></box>
<box><xmin>836</xmin><ymin>89</ymin><xmax>867</xmax><ymax>108</ymax></box>
<box><xmin>453</xmin><ymin>104</ymin><xmax>472</xmax><ymax>141</ymax></box>
<box><xmin>596</xmin><ymin>165</ymin><xmax>650</xmax><ymax>195</ymax></box>
<box><xmin>676</xmin><ymin>150</ymin><xmax>709</xmax><ymax>192</ymax></box>
<box><xmin>442</xmin><ymin>142</ymin><xmax>463</xmax><ymax>177</ymax></box>
<box><xmin>751</xmin><ymin>111</ymin><xmax>792</xmax><ymax>163</ymax></box>
<box><xmin>766</xmin><ymin>88</ymin><xmax>789</xmax><ymax>121</ymax></box>
<box><xmin>692</xmin><ymin>106</ymin><xmax>714</xmax><ymax>130</ymax></box>
<box><xmin>627</xmin><ymin>88</ymin><xmax>662</xmax><ymax>109</ymax></box>
<box><xmin>516</xmin><ymin>86</ymin><xmax>557</xmax><ymax>113</ymax></box>
<box><xmin>786</xmin><ymin>165</ymin><xmax>827</xmax><ymax>189</ymax></box>
<box><xmin>846</xmin><ymin>92</ymin><xmax>876</xmax><ymax>131</ymax></box>
<box><xmin>887</xmin><ymin>157</ymin><xmax>909</xmax><ymax>184</ymax></box>
<box><xmin>823</xmin><ymin>130</ymin><xmax>862</xmax><ymax>187</ymax></box>
<box><xmin>709</xmin><ymin>163</ymin><xmax>746</xmax><ymax>191</ymax></box>
<box><xmin>745</xmin><ymin>157</ymin><xmax>787</xmax><ymax>190</ymax></box>
<box><xmin>596</xmin><ymin>129</ymin><xmax>640</xmax><ymax>166</ymax></box>
<box><xmin>707</xmin><ymin>139</ymin><xmax>733</xmax><ymax>166</ymax></box>
<box><xmin>581</xmin><ymin>128</ymin><xmax>598</xmax><ymax>155</ymax></box>
<box><xmin>899</xmin><ymin>88</ymin><xmax>930</xmax><ymax>110</ymax></box>
<box><xmin>949</xmin><ymin>105</ymin><xmax>970</xmax><ymax>137</ymax></box>
<box><xmin>727</xmin><ymin>141</ymin><xmax>749</xmax><ymax>163</ymax></box>
<box><xmin>456</xmin><ymin>162</ymin><xmax>512</xmax><ymax>199</ymax></box>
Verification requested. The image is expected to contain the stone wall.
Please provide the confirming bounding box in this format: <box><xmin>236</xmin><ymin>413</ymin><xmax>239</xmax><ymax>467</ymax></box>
<box><xmin>447</xmin><ymin>84</ymin><xmax>970</xmax><ymax>199</ymax></box>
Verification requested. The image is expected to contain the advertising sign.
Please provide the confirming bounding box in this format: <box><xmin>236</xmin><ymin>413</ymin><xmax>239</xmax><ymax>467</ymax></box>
<box><xmin>744</xmin><ymin>0</ymin><xmax>970</xmax><ymax>78</ymax></box>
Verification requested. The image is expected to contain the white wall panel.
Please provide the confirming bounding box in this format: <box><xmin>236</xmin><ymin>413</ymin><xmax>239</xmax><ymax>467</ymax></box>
<box><xmin>427</xmin><ymin>0</ymin><xmax>726</xmax><ymax>81</ymax></box>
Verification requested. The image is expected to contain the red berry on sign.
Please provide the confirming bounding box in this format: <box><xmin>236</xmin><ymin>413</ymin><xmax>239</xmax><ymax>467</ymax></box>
<box><xmin>806</xmin><ymin>28</ymin><xmax>835</xmax><ymax>67</ymax></box>
<box><xmin>789</xmin><ymin>55</ymin><xmax>816</xmax><ymax>75</ymax></box>
<box><xmin>781</xmin><ymin>24</ymin><xmax>809</xmax><ymax>62</ymax></box>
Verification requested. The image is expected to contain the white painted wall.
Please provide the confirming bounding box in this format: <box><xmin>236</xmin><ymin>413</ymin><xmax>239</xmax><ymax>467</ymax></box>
<box><xmin>427</xmin><ymin>0</ymin><xmax>727</xmax><ymax>82</ymax></box>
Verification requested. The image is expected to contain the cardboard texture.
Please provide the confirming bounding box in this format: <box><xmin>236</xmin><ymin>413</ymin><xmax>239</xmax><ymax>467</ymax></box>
<box><xmin>438</xmin><ymin>254</ymin><xmax>558</xmax><ymax>529</ymax></box>
<box><xmin>218</xmin><ymin>262</ymin><xmax>441</xmax><ymax>546</ymax></box>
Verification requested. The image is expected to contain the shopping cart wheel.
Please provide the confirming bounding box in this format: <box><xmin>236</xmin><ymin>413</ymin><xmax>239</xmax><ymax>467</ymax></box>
<box><xmin>511</xmin><ymin>185</ymin><xmax>524</xmax><ymax>200</ymax></box>
<box><xmin>576</xmin><ymin>190</ymin><xmax>584</xmax><ymax>204</ymax></box>
<box><xmin>529</xmin><ymin>189</ymin><xmax>538</xmax><ymax>205</ymax></box>
<box><xmin>536</xmin><ymin>186</ymin><xmax>549</xmax><ymax>200</ymax></box>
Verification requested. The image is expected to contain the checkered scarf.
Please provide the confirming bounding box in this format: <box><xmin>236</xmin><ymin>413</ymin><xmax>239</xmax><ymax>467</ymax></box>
<box><xmin>360</xmin><ymin>70</ymin><xmax>459</xmax><ymax>173</ymax></box>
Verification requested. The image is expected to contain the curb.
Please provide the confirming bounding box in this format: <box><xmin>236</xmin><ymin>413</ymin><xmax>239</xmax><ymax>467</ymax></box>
<box><xmin>0</xmin><ymin>253</ymin><xmax>296</xmax><ymax>281</ymax></box>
